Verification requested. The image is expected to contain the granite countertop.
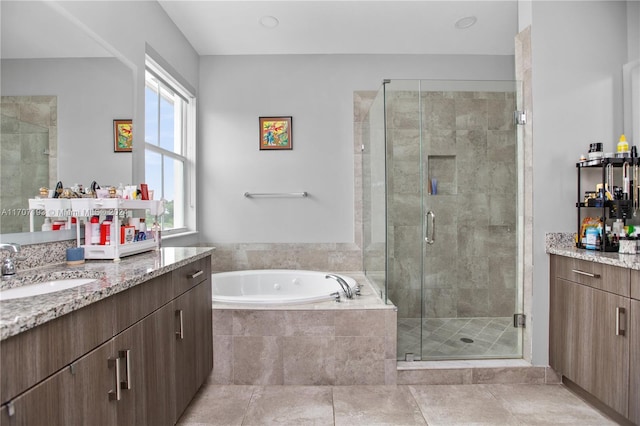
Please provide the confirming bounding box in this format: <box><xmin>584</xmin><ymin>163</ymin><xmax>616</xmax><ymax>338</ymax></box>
<box><xmin>0</xmin><ymin>247</ymin><xmax>215</xmax><ymax>341</ymax></box>
<box><xmin>546</xmin><ymin>232</ymin><xmax>640</xmax><ymax>270</ymax></box>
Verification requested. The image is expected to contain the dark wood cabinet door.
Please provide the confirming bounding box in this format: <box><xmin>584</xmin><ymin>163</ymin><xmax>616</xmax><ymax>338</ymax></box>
<box><xmin>628</xmin><ymin>299</ymin><xmax>639</xmax><ymax>425</ymax></box>
<box><xmin>0</xmin><ymin>366</ymin><xmax>72</xmax><ymax>426</ymax></box>
<box><xmin>589</xmin><ymin>288</ymin><xmax>629</xmax><ymax>417</ymax></box>
<box><xmin>173</xmin><ymin>288</ymin><xmax>198</xmax><ymax>421</ymax></box>
<box><xmin>554</xmin><ymin>277</ymin><xmax>630</xmax><ymax>418</ymax></box>
<box><xmin>142</xmin><ymin>302</ymin><xmax>177</xmax><ymax>426</ymax></box>
<box><xmin>114</xmin><ymin>321</ymin><xmax>147</xmax><ymax>426</ymax></box>
<box><xmin>194</xmin><ymin>279</ymin><xmax>213</xmax><ymax>390</ymax></box>
<box><xmin>66</xmin><ymin>340</ymin><xmax>117</xmax><ymax>425</ymax></box>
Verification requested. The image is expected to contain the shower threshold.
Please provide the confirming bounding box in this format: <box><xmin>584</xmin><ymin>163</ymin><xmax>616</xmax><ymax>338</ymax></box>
<box><xmin>397</xmin><ymin>358</ymin><xmax>530</xmax><ymax>370</ymax></box>
<box><xmin>394</xmin><ymin>359</ymin><xmax>553</xmax><ymax>386</ymax></box>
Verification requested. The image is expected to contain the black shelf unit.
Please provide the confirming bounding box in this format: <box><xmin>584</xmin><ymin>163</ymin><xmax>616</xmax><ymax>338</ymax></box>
<box><xmin>576</xmin><ymin>157</ymin><xmax>636</xmax><ymax>251</ymax></box>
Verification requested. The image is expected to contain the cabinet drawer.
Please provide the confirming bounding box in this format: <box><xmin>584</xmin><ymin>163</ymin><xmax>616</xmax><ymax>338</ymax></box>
<box><xmin>631</xmin><ymin>270</ymin><xmax>640</xmax><ymax>301</ymax></box>
<box><xmin>553</xmin><ymin>255</ymin><xmax>630</xmax><ymax>297</ymax></box>
<box><xmin>0</xmin><ymin>297</ymin><xmax>114</xmax><ymax>404</ymax></box>
<box><xmin>172</xmin><ymin>256</ymin><xmax>210</xmax><ymax>298</ymax></box>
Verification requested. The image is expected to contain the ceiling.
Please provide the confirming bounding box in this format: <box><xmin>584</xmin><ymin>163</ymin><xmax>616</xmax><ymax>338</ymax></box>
<box><xmin>1</xmin><ymin>1</ymin><xmax>519</xmax><ymax>59</ymax></box>
<box><xmin>0</xmin><ymin>1</ymin><xmax>113</xmax><ymax>59</ymax></box>
<box><xmin>158</xmin><ymin>1</ymin><xmax>519</xmax><ymax>56</ymax></box>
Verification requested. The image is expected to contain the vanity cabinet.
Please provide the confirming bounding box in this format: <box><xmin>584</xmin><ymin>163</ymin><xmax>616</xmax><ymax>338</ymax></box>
<box><xmin>0</xmin><ymin>254</ymin><xmax>212</xmax><ymax>426</ymax></box>
<box><xmin>550</xmin><ymin>255</ymin><xmax>634</xmax><ymax>422</ymax></box>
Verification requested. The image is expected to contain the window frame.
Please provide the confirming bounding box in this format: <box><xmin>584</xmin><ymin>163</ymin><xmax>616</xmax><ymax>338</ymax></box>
<box><xmin>144</xmin><ymin>56</ymin><xmax>197</xmax><ymax>237</ymax></box>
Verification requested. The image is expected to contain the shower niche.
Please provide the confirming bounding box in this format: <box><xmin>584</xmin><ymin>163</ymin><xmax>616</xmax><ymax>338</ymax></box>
<box><xmin>427</xmin><ymin>155</ymin><xmax>456</xmax><ymax>196</ymax></box>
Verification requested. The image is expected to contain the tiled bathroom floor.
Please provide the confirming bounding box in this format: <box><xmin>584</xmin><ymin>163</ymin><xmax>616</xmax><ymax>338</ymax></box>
<box><xmin>177</xmin><ymin>382</ymin><xmax>617</xmax><ymax>425</ymax></box>
<box><xmin>398</xmin><ymin>317</ymin><xmax>519</xmax><ymax>360</ymax></box>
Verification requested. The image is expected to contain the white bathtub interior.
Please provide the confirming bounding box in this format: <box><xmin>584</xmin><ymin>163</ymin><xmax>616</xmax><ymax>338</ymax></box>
<box><xmin>211</xmin><ymin>269</ymin><xmax>360</xmax><ymax>305</ymax></box>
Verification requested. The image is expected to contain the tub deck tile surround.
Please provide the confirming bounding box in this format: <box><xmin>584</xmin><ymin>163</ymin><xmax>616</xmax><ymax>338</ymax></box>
<box><xmin>211</xmin><ymin>273</ymin><xmax>398</xmax><ymax>386</ymax></box>
<box><xmin>0</xmin><ymin>247</ymin><xmax>215</xmax><ymax>340</ymax></box>
<box><xmin>207</xmin><ymin>242</ymin><xmax>363</xmax><ymax>273</ymax></box>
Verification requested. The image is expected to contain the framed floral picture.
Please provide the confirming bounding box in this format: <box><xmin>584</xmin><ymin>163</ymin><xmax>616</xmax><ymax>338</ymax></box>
<box><xmin>259</xmin><ymin>116</ymin><xmax>292</xmax><ymax>150</ymax></box>
<box><xmin>113</xmin><ymin>119</ymin><xmax>133</xmax><ymax>152</ymax></box>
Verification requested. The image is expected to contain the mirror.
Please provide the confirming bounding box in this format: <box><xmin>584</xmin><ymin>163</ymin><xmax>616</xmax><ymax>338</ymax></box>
<box><xmin>0</xmin><ymin>1</ymin><xmax>134</xmax><ymax>242</ymax></box>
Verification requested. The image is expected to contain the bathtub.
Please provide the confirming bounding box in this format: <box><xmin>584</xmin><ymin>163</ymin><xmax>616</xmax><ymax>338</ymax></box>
<box><xmin>211</xmin><ymin>269</ymin><xmax>357</xmax><ymax>305</ymax></box>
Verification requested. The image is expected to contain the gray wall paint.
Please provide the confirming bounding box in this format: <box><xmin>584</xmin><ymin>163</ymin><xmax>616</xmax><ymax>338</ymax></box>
<box><xmin>198</xmin><ymin>54</ymin><xmax>515</xmax><ymax>243</ymax></box>
<box><xmin>530</xmin><ymin>1</ymin><xmax>628</xmax><ymax>365</ymax></box>
<box><xmin>2</xmin><ymin>58</ymin><xmax>133</xmax><ymax>186</ymax></box>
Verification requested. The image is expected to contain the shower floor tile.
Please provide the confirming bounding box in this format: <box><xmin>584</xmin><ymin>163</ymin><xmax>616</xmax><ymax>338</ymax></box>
<box><xmin>397</xmin><ymin>317</ymin><xmax>520</xmax><ymax>360</ymax></box>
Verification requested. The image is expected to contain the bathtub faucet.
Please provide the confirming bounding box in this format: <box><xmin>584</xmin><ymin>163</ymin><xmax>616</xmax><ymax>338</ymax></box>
<box><xmin>325</xmin><ymin>274</ymin><xmax>353</xmax><ymax>299</ymax></box>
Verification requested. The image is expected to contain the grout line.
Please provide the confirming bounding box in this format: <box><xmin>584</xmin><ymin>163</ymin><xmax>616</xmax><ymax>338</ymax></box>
<box><xmin>331</xmin><ymin>386</ymin><xmax>336</xmax><ymax>425</ymax></box>
<box><xmin>240</xmin><ymin>386</ymin><xmax>259</xmax><ymax>426</ymax></box>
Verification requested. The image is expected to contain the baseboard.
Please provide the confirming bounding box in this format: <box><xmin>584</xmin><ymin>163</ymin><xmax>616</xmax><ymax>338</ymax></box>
<box><xmin>563</xmin><ymin>377</ymin><xmax>635</xmax><ymax>426</ymax></box>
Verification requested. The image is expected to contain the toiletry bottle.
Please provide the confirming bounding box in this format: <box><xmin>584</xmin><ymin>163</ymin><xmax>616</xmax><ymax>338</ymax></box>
<box><xmin>90</xmin><ymin>215</ymin><xmax>101</xmax><ymax>245</ymax></box>
<box><xmin>139</xmin><ymin>218</ymin><xmax>147</xmax><ymax>240</ymax></box>
<box><xmin>152</xmin><ymin>221</ymin><xmax>161</xmax><ymax>249</ymax></box>
<box><xmin>100</xmin><ymin>220</ymin><xmax>111</xmax><ymax>245</ymax></box>
<box><xmin>617</xmin><ymin>134</ymin><xmax>629</xmax><ymax>153</ymax></box>
<box><xmin>84</xmin><ymin>218</ymin><xmax>92</xmax><ymax>245</ymax></box>
<box><xmin>41</xmin><ymin>217</ymin><xmax>52</xmax><ymax>231</ymax></box>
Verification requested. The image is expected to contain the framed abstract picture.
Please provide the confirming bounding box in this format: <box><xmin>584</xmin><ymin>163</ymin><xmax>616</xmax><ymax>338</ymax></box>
<box><xmin>113</xmin><ymin>119</ymin><xmax>133</xmax><ymax>152</ymax></box>
<box><xmin>259</xmin><ymin>116</ymin><xmax>292</xmax><ymax>150</ymax></box>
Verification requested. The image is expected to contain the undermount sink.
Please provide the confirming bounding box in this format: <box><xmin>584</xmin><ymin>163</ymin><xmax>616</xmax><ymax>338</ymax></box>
<box><xmin>0</xmin><ymin>278</ymin><xmax>97</xmax><ymax>301</ymax></box>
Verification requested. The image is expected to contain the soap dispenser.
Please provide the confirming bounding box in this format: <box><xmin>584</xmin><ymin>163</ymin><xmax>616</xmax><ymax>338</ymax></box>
<box><xmin>41</xmin><ymin>218</ymin><xmax>52</xmax><ymax>231</ymax></box>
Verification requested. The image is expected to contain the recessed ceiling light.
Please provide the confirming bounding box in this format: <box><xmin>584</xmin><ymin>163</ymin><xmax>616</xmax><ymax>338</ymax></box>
<box><xmin>454</xmin><ymin>16</ymin><xmax>477</xmax><ymax>29</ymax></box>
<box><xmin>259</xmin><ymin>15</ymin><xmax>279</xmax><ymax>29</ymax></box>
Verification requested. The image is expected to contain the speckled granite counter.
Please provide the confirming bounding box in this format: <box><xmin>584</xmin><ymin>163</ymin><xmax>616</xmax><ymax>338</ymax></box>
<box><xmin>0</xmin><ymin>247</ymin><xmax>214</xmax><ymax>341</ymax></box>
<box><xmin>546</xmin><ymin>232</ymin><xmax>640</xmax><ymax>270</ymax></box>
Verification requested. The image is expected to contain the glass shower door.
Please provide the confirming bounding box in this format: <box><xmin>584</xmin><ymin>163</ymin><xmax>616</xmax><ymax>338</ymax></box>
<box><xmin>420</xmin><ymin>79</ymin><xmax>523</xmax><ymax>360</ymax></box>
<box><xmin>386</xmin><ymin>79</ymin><xmax>524</xmax><ymax>361</ymax></box>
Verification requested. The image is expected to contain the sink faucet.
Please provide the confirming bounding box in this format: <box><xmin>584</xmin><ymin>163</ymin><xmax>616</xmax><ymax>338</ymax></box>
<box><xmin>325</xmin><ymin>273</ymin><xmax>353</xmax><ymax>299</ymax></box>
<box><xmin>0</xmin><ymin>243</ymin><xmax>21</xmax><ymax>276</ymax></box>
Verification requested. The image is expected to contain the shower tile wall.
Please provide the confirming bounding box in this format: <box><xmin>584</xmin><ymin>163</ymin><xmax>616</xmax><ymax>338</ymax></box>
<box><xmin>386</xmin><ymin>91</ymin><xmax>517</xmax><ymax>320</ymax></box>
<box><xmin>0</xmin><ymin>96</ymin><xmax>57</xmax><ymax>234</ymax></box>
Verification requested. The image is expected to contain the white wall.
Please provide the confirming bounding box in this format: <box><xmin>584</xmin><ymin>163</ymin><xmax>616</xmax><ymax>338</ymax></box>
<box><xmin>199</xmin><ymin>54</ymin><xmax>515</xmax><ymax>243</ymax></box>
<box><xmin>1</xmin><ymin>58</ymin><xmax>133</xmax><ymax>186</ymax></box>
<box><xmin>628</xmin><ymin>0</ymin><xmax>640</xmax><ymax>62</ymax></box>
<box><xmin>530</xmin><ymin>1</ymin><xmax>628</xmax><ymax>365</ymax></box>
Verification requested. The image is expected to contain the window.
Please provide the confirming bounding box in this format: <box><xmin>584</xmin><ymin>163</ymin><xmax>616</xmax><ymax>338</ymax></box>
<box><xmin>144</xmin><ymin>57</ymin><xmax>196</xmax><ymax>235</ymax></box>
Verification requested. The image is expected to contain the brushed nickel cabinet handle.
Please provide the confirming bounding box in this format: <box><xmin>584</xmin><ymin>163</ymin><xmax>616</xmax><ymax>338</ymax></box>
<box><xmin>108</xmin><ymin>357</ymin><xmax>121</xmax><ymax>401</ymax></box>
<box><xmin>189</xmin><ymin>269</ymin><xmax>204</xmax><ymax>280</ymax></box>
<box><xmin>188</xmin><ymin>270</ymin><xmax>204</xmax><ymax>279</ymax></box>
<box><xmin>119</xmin><ymin>350</ymin><xmax>131</xmax><ymax>390</ymax></box>
<box><xmin>570</xmin><ymin>269</ymin><xmax>600</xmax><ymax>278</ymax></box>
<box><xmin>176</xmin><ymin>309</ymin><xmax>184</xmax><ymax>339</ymax></box>
<box><xmin>616</xmin><ymin>307</ymin><xmax>626</xmax><ymax>336</ymax></box>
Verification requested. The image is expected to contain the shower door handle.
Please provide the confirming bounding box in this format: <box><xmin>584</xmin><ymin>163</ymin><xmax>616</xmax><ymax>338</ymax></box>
<box><xmin>425</xmin><ymin>211</ymin><xmax>435</xmax><ymax>245</ymax></box>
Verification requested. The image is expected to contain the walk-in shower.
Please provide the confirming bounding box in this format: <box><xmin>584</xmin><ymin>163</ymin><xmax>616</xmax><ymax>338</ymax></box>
<box><xmin>361</xmin><ymin>79</ymin><xmax>524</xmax><ymax>361</ymax></box>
